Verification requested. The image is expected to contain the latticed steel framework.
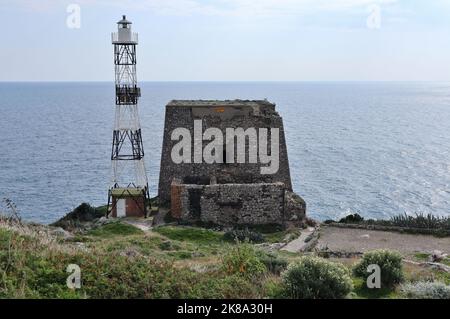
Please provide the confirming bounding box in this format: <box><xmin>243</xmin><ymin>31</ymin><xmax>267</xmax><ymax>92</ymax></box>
<box><xmin>107</xmin><ymin>16</ymin><xmax>149</xmax><ymax>217</ymax></box>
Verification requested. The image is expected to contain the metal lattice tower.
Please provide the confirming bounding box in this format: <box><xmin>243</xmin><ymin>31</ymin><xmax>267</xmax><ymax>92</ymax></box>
<box><xmin>107</xmin><ymin>15</ymin><xmax>149</xmax><ymax>218</ymax></box>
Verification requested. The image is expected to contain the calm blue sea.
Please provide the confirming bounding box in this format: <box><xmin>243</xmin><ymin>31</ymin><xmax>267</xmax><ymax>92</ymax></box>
<box><xmin>0</xmin><ymin>82</ymin><xmax>450</xmax><ymax>224</ymax></box>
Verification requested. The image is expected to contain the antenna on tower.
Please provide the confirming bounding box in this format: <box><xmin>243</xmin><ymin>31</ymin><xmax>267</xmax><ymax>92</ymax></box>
<box><xmin>107</xmin><ymin>16</ymin><xmax>149</xmax><ymax>218</ymax></box>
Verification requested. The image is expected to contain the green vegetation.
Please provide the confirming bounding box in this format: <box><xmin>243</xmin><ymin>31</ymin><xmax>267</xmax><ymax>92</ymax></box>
<box><xmin>263</xmin><ymin>229</ymin><xmax>301</xmax><ymax>244</ymax></box>
<box><xmin>411</xmin><ymin>252</ymin><xmax>450</xmax><ymax>266</ymax></box>
<box><xmin>222</xmin><ymin>227</ymin><xmax>301</xmax><ymax>244</ymax></box>
<box><xmin>351</xmin><ymin>277</ymin><xmax>399</xmax><ymax>299</ymax></box>
<box><xmin>1</xmin><ymin>215</ymin><xmax>449</xmax><ymax>299</ymax></box>
<box><xmin>256</xmin><ymin>252</ymin><xmax>288</xmax><ymax>275</ymax></box>
<box><xmin>338</xmin><ymin>213</ymin><xmax>364</xmax><ymax>224</ymax></box>
<box><xmin>223</xmin><ymin>228</ymin><xmax>264</xmax><ymax>243</ymax></box>
<box><xmin>86</xmin><ymin>222</ymin><xmax>144</xmax><ymax>237</ymax></box>
<box><xmin>0</xmin><ymin>225</ymin><xmax>268</xmax><ymax>298</ymax></box>
<box><xmin>328</xmin><ymin>213</ymin><xmax>450</xmax><ymax>237</ymax></box>
<box><xmin>281</xmin><ymin>256</ymin><xmax>353</xmax><ymax>299</ymax></box>
<box><xmin>401</xmin><ymin>281</ymin><xmax>450</xmax><ymax>299</ymax></box>
<box><xmin>221</xmin><ymin>244</ymin><xmax>267</xmax><ymax>279</ymax></box>
<box><xmin>390</xmin><ymin>213</ymin><xmax>450</xmax><ymax>230</ymax></box>
<box><xmin>414</xmin><ymin>253</ymin><xmax>430</xmax><ymax>261</ymax></box>
<box><xmin>354</xmin><ymin>250</ymin><xmax>404</xmax><ymax>287</ymax></box>
<box><xmin>154</xmin><ymin>226</ymin><xmax>223</xmax><ymax>244</ymax></box>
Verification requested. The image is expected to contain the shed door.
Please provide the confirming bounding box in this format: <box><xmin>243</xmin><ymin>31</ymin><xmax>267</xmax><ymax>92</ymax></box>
<box><xmin>116</xmin><ymin>199</ymin><xmax>126</xmax><ymax>217</ymax></box>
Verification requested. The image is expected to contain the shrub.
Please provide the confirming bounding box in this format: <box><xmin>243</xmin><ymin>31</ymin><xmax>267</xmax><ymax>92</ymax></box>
<box><xmin>353</xmin><ymin>249</ymin><xmax>404</xmax><ymax>287</ymax></box>
<box><xmin>264</xmin><ymin>277</ymin><xmax>287</xmax><ymax>299</ymax></box>
<box><xmin>221</xmin><ymin>244</ymin><xmax>266</xmax><ymax>279</ymax></box>
<box><xmin>256</xmin><ymin>252</ymin><xmax>288</xmax><ymax>275</ymax></box>
<box><xmin>188</xmin><ymin>274</ymin><xmax>259</xmax><ymax>299</ymax></box>
<box><xmin>328</xmin><ymin>213</ymin><xmax>450</xmax><ymax>237</ymax></box>
<box><xmin>282</xmin><ymin>256</ymin><xmax>353</xmax><ymax>299</ymax></box>
<box><xmin>223</xmin><ymin>228</ymin><xmax>264</xmax><ymax>243</ymax></box>
<box><xmin>401</xmin><ymin>281</ymin><xmax>450</xmax><ymax>299</ymax></box>
<box><xmin>339</xmin><ymin>213</ymin><xmax>364</xmax><ymax>224</ymax></box>
<box><xmin>390</xmin><ymin>213</ymin><xmax>450</xmax><ymax>230</ymax></box>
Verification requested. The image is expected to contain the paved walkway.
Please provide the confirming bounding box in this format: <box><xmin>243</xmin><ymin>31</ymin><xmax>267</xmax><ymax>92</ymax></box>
<box><xmin>281</xmin><ymin>227</ymin><xmax>316</xmax><ymax>253</ymax></box>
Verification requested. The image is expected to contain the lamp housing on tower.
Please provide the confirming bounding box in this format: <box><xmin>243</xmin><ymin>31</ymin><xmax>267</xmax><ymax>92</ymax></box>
<box><xmin>112</xmin><ymin>15</ymin><xmax>138</xmax><ymax>44</ymax></box>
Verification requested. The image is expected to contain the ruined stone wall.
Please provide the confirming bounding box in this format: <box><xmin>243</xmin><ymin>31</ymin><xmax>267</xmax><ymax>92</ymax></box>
<box><xmin>170</xmin><ymin>180</ymin><xmax>306</xmax><ymax>227</ymax></box>
<box><xmin>158</xmin><ymin>100</ymin><xmax>293</xmax><ymax>203</ymax></box>
<box><xmin>159</xmin><ymin>105</ymin><xmax>195</xmax><ymax>203</ymax></box>
<box><xmin>171</xmin><ymin>181</ymin><xmax>285</xmax><ymax>226</ymax></box>
<box><xmin>200</xmin><ymin>183</ymin><xmax>285</xmax><ymax>226</ymax></box>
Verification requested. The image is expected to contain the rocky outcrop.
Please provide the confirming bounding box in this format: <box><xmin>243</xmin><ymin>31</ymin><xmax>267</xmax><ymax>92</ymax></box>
<box><xmin>51</xmin><ymin>203</ymin><xmax>105</xmax><ymax>230</ymax></box>
<box><xmin>284</xmin><ymin>191</ymin><xmax>306</xmax><ymax>227</ymax></box>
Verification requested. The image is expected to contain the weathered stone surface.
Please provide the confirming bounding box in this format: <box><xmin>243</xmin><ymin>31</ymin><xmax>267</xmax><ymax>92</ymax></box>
<box><xmin>170</xmin><ymin>181</ymin><xmax>306</xmax><ymax>227</ymax></box>
<box><xmin>431</xmin><ymin>250</ymin><xmax>448</xmax><ymax>262</ymax></box>
<box><xmin>284</xmin><ymin>191</ymin><xmax>306</xmax><ymax>227</ymax></box>
<box><xmin>158</xmin><ymin>100</ymin><xmax>293</xmax><ymax>203</ymax></box>
<box><xmin>158</xmin><ymin>100</ymin><xmax>307</xmax><ymax>227</ymax></box>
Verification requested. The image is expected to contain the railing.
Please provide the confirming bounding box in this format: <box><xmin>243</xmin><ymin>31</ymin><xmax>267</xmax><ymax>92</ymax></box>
<box><xmin>111</xmin><ymin>32</ymin><xmax>138</xmax><ymax>44</ymax></box>
<box><xmin>116</xmin><ymin>86</ymin><xmax>141</xmax><ymax>97</ymax></box>
<box><xmin>116</xmin><ymin>86</ymin><xmax>141</xmax><ymax>105</ymax></box>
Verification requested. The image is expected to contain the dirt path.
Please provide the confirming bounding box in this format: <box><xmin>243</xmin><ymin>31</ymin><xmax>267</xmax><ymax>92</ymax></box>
<box><xmin>122</xmin><ymin>218</ymin><xmax>153</xmax><ymax>232</ymax></box>
<box><xmin>318</xmin><ymin>226</ymin><xmax>450</xmax><ymax>255</ymax></box>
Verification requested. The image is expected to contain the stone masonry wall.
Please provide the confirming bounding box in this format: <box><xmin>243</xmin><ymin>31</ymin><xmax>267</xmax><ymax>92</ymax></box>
<box><xmin>171</xmin><ymin>181</ymin><xmax>285</xmax><ymax>226</ymax></box>
<box><xmin>200</xmin><ymin>183</ymin><xmax>285</xmax><ymax>226</ymax></box>
<box><xmin>158</xmin><ymin>100</ymin><xmax>293</xmax><ymax>203</ymax></box>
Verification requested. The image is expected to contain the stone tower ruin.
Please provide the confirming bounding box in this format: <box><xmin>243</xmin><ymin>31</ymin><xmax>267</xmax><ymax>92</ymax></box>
<box><xmin>158</xmin><ymin>100</ymin><xmax>306</xmax><ymax>228</ymax></box>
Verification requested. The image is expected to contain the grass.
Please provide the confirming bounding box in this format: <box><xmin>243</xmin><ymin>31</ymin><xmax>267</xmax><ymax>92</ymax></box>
<box><xmin>154</xmin><ymin>226</ymin><xmax>224</xmax><ymax>244</ymax></box>
<box><xmin>403</xmin><ymin>262</ymin><xmax>450</xmax><ymax>285</ymax></box>
<box><xmin>351</xmin><ymin>278</ymin><xmax>400</xmax><ymax>299</ymax></box>
<box><xmin>1</xmin><ymin>219</ymin><xmax>449</xmax><ymax>299</ymax></box>
<box><xmin>0</xmin><ymin>225</ymin><xmax>267</xmax><ymax>298</ymax></box>
<box><xmin>412</xmin><ymin>253</ymin><xmax>450</xmax><ymax>268</ymax></box>
<box><xmin>414</xmin><ymin>253</ymin><xmax>430</xmax><ymax>261</ymax></box>
<box><xmin>86</xmin><ymin>222</ymin><xmax>144</xmax><ymax>238</ymax></box>
<box><xmin>263</xmin><ymin>230</ymin><xmax>300</xmax><ymax>244</ymax></box>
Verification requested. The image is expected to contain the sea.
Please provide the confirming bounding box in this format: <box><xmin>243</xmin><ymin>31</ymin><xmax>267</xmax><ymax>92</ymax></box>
<box><xmin>0</xmin><ymin>82</ymin><xmax>449</xmax><ymax>224</ymax></box>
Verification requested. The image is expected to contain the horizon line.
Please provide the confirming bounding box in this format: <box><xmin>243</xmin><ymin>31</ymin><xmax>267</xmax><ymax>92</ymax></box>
<box><xmin>1</xmin><ymin>80</ymin><xmax>450</xmax><ymax>83</ymax></box>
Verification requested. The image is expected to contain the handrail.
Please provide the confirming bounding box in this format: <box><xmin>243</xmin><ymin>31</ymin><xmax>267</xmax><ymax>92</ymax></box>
<box><xmin>111</xmin><ymin>32</ymin><xmax>138</xmax><ymax>44</ymax></box>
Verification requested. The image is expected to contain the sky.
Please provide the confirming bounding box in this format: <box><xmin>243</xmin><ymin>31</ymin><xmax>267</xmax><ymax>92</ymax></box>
<box><xmin>1</xmin><ymin>0</ymin><xmax>450</xmax><ymax>81</ymax></box>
